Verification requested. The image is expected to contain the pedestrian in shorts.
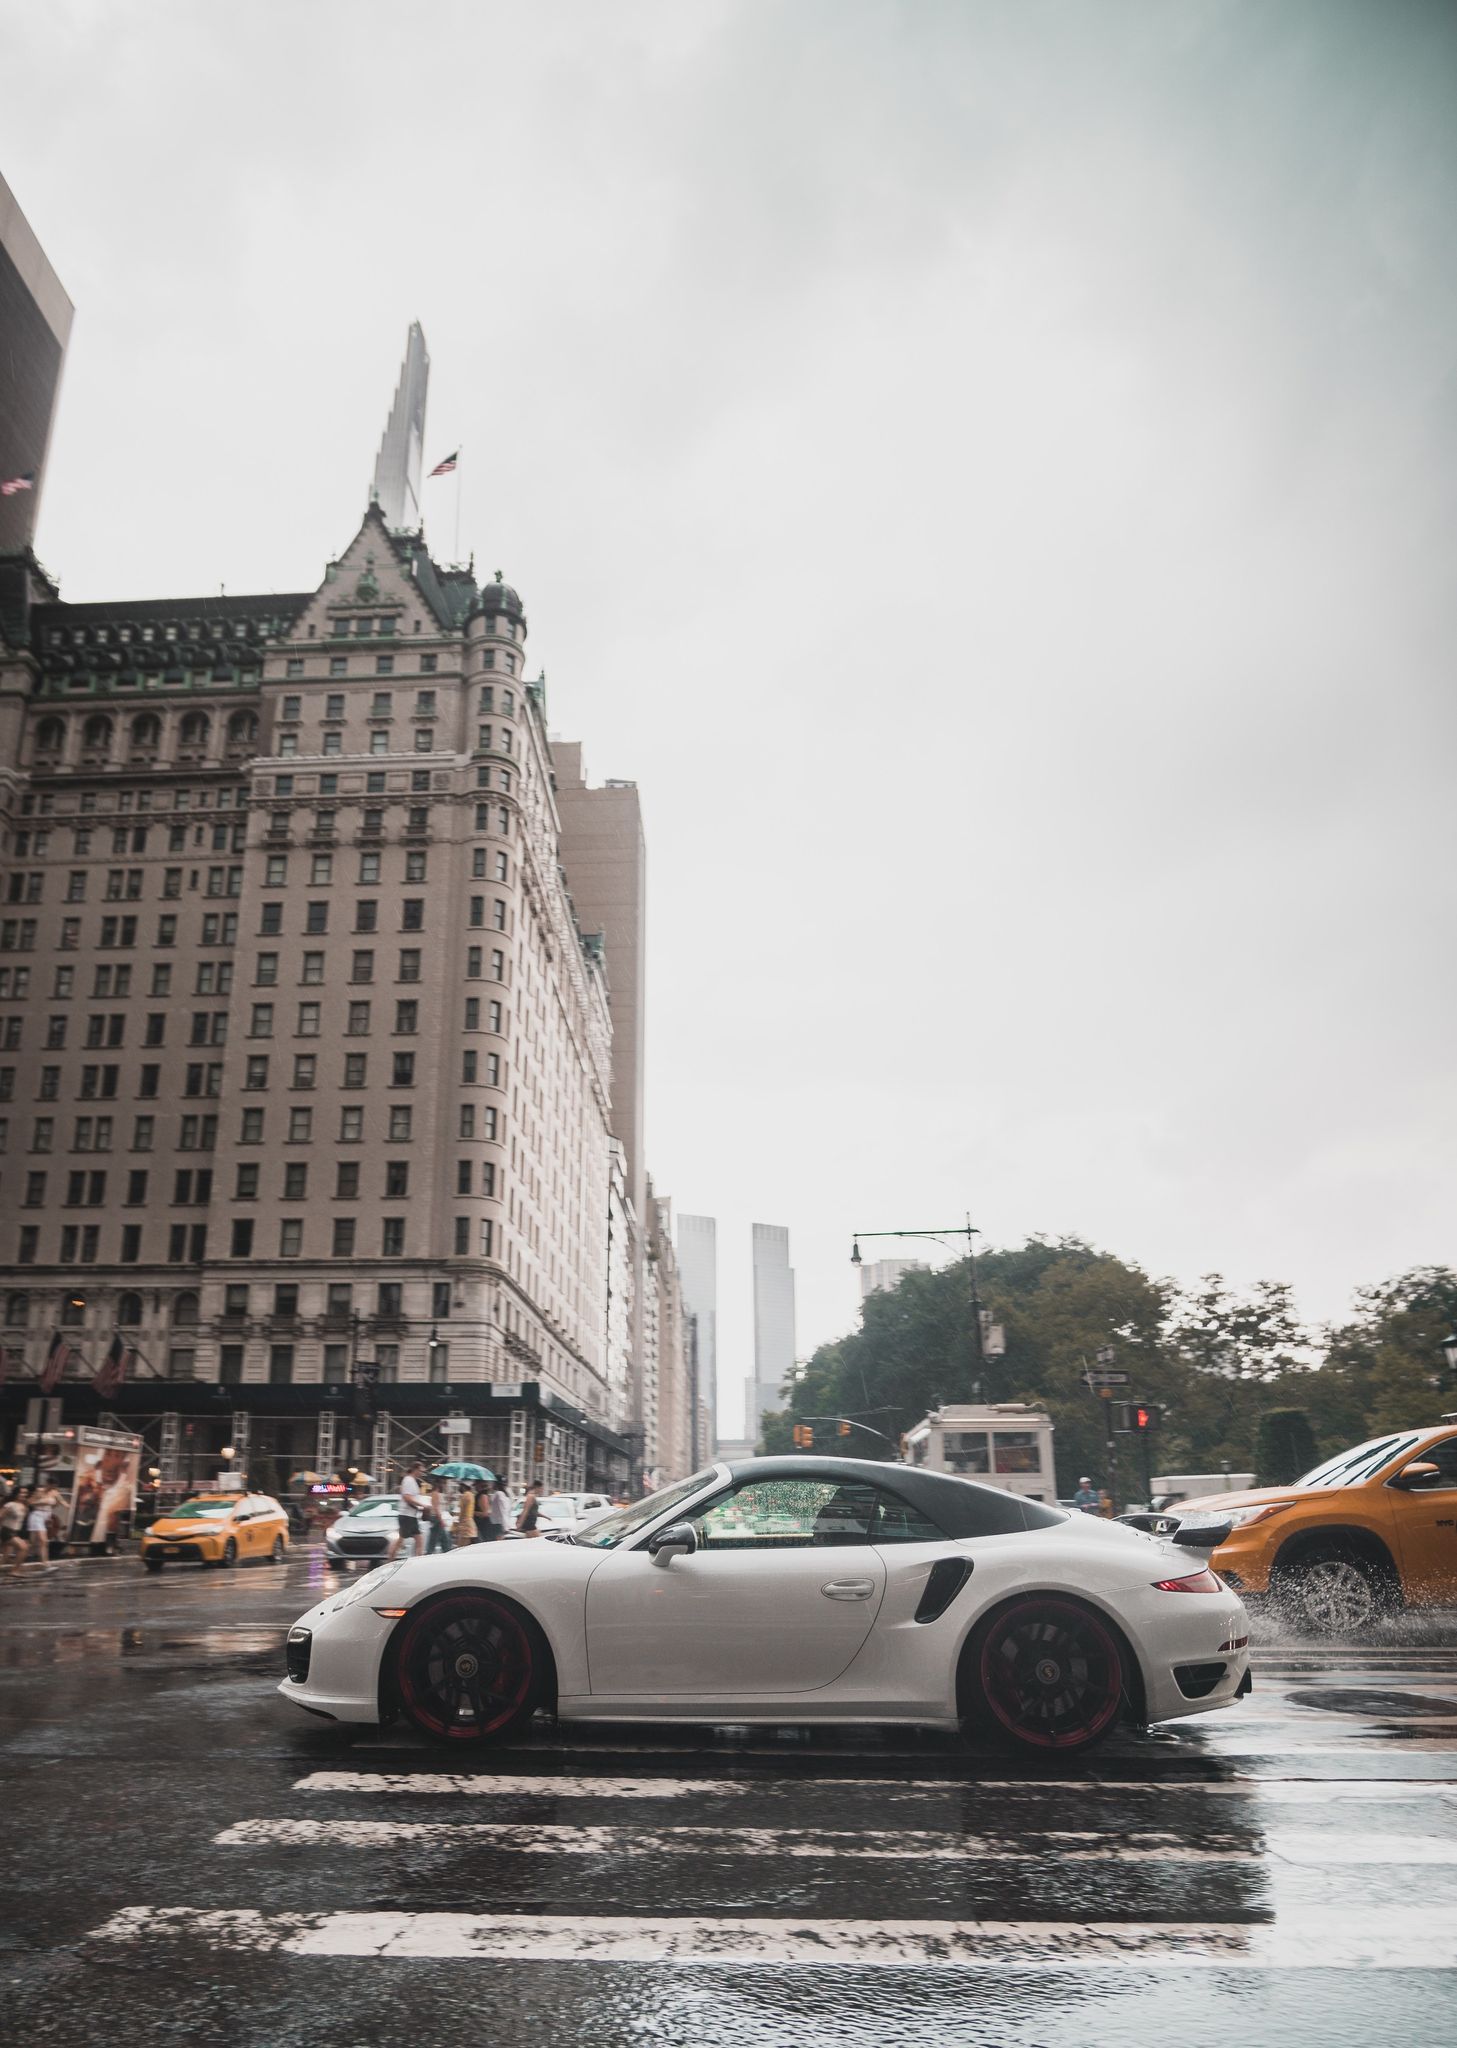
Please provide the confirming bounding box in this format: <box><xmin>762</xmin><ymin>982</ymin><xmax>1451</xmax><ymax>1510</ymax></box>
<box><xmin>389</xmin><ymin>1462</ymin><xmax>425</xmax><ymax>1560</ymax></box>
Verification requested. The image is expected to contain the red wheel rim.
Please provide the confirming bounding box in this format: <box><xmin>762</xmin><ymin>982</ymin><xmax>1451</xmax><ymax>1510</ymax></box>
<box><xmin>978</xmin><ymin>1598</ymin><xmax>1123</xmax><ymax>1749</ymax></box>
<box><xmin>396</xmin><ymin>1595</ymin><xmax>534</xmax><ymax>1741</ymax></box>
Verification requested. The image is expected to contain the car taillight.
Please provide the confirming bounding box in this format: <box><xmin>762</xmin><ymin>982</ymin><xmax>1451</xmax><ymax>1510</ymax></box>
<box><xmin>1152</xmin><ymin>1569</ymin><xmax>1223</xmax><ymax>1593</ymax></box>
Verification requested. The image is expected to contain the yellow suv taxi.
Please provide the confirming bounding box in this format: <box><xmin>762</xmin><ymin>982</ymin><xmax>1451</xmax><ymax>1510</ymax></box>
<box><xmin>1179</xmin><ymin>1424</ymin><xmax>1457</xmax><ymax>1632</ymax></box>
<box><xmin>141</xmin><ymin>1492</ymin><xmax>290</xmax><ymax>1572</ymax></box>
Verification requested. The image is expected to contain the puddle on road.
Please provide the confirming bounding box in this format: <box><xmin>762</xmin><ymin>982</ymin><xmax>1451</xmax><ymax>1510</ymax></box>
<box><xmin>1285</xmin><ymin>1688</ymin><xmax>1457</xmax><ymax>1721</ymax></box>
<box><xmin>0</xmin><ymin>1625</ymin><xmax>285</xmax><ymax>1672</ymax></box>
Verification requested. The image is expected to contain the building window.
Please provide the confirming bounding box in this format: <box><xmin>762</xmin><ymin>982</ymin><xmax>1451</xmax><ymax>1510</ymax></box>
<box><xmin>388</xmin><ymin>1106</ymin><xmax>412</xmax><ymax>1140</ymax></box>
<box><xmin>297</xmin><ymin>1003</ymin><xmax>321</xmax><ymax>1037</ymax></box>
<box><xmin>329</xmin><ymin>656</ymin><xmax>347</xmax><ymax>676</ymax></box>
<box><xmin>376</xmin><ymin>655</ymin><xmax>394</xmax><ymax>676</ymax></box>
<box><xmin>466</xmin><ymin>947</ymin><xmax>482</xmax><ymax>977</ymax></box>
<box><xmin>231</xmin><ymin>1219</ymin><xmax>254</xmax><ymax>1258</ymax></box>
<box><xmin>305</xmin><ymin>902</ymin><xmax>328</xmax><ymax>934</ymax></box>
<box><xmin>394</xmin><ymin>1000</ymin><xmax>418</xmax><ymax>1034</ymax></box>
<box><xmin>335</xmin><ymin>1160</ymin><xmax>360</xmax><ymax>1198</ymax></box>
<box><xmin>301</xmin><ymin>951</ymin><xmax>325</xmax><ymax>984</ymax></box>
<box><xmin>339</xmin><ymin>1107</ymin><xmax>363</xmax><ymax>1142</ymax></box>
<box><xmin>456</xmin><ymin>1161</ymin><xmax>472</xmax><ymax>1195</ymax></box>
<box><xmin>392</xmin><ymin>1052</ymin><xmax>415</xmax><ymax>1086</ymax></box>
<box><xmin>381</xmin><ymin>1218</ymin><xmax>405</xmax><ymax>1257</ymax></box>
<box><xmin>219</xmin><ymin>1346</ymin><xmax>244</xmax><ymax>1385</ymax></box>
<box><xmin>462</xmin><ymin>1051</ymin><xmax>477</xmax><ymax>1083</ymax></box>
<box><xmin>269</xmin><ymin>1345</ymin><xmax>294</xmax><ymax>1384</ymax></box>
<box><xmin>453</xmin><ymin>1216</ymin><xmax>470</xmax><ymax>1256</ymax></box>
<box><xmin>414</xmin><ymin>729</ymin><xmax>433</xmax><ymax>752</ymax></box>
<box><xmin>235</xmin><ymin>1164</ymin><xmax>259</xmax><ymax>1199</ymax></box>
<box><xmin>347</xmin><ymin>1001</ymin><xmax>370</xmax><ymax>1035</ymax></box>
<box><xmin>421</xmin><ymin>654</ymin><xmax>437</xmax><ymax>674</ymax></box>
<box><xmin>355</xmin><ymin>901</ymin><xmax>377</xmax><ymax>933</ymax></box>
<box><xmin>279</xmin><ymin>1220</ymin><xmax>303</xmax><ymax>1257</ymax></box>
<box><xmin>369</xmin><ymin>731</ymin><xmax>389</xmax><ymax>755</ymax></box>
<box><xmin>311</xmin><ymin>853</ymin><xmax>333</xmax><ymax>884</ymax></box>
<box><xmin>332</xmin><ymin>1218</ymin><xmax>356</xmax><ymax>1257</ymax></box>
<box><xmin>240</xmin><ymin>1108</ymin><xmax>264</xmax><ymax>1143</ymax></box>
<box><xmin>385</xmin><ymin>1161</ymin><xmax>409</xmax><ymax>1199</ymax></box>
<box><xmin>358</xmin><ymin>852</ymin><xmax>380</xmax><ymax>884</ymax></box>
<box><xmin>283</xmin><ymin>1162</ymin><xmax>307</xmax><ymax>1199</ymax></box>
<box><xmin>459</xmin><ymin>1105</ymin><xmax>474</xmax><ymax>1138</ymax></box>
<box><xmin>292</xmin><ymin>1055</ymin><xmax>317</xmax><ymax>1088</ymax></box>
<box><xmin>343</xmin><ymin>1053</ymin><xmax>366</xmax><ymax>1088</ymax></box>
<box><xmin>260</xmin><ymin>904</ymin><xmax>283</xmax><ymax>936</ymax></box>
<box><xmin>250</xmin><ymin>1004</ymin><xmax>273</xmax><ymax>1038</ymax></box>
<box><xmin>350</xmin><ymin>950</ymin><xmax>374</xmax><ymax>983</ymax></box>
<box><xmin>464</xmin><ymin>998</ymin><xmax>480</xmax><ymax>1030</ymax></box>
<box><xmin>401</xmin><ymin>900</ymin><xmax>424</xmax><ymax>931</ymax></box>
<box><xmin>245</xmin><ymin>1056</ymin><xmax>269</xmax><ymax>1090</ymax></box>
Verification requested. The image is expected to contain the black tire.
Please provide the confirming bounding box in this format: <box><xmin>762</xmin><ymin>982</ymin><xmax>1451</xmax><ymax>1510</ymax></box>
<box><xmin>964</xmin><ymin>1596</ymin><xmax>1127</xmax><ymax>1756</ymax></box>
<box><xmin>270</xmin><ymin>1536</ymin><xmax>286</xmax><ymax>1564</ymax></box>
<box><xmin>143</xmin><ymin>1556</ymin><xmax>164</xmax><ymax>1573</ymax></box>
<box><xmin>393</xmin><ymin>1592</ymin><xmax>544</xmax><ymax>1745</ymax></box>
<box><xmin>218</xmin><ymin>1537</ymin><xmax>238</xmax><ymax>1569</ymax></box>
<box><xmin>1272</xmin><ymin>1543</ymin><xmax>1396</xmax><ymax>1636</ymax></box>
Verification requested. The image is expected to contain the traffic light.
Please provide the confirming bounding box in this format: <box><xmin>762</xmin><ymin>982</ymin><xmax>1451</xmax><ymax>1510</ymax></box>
<box><xmin>1112</xmin><ymin>1401</ymin><xmax>1161</xmax><ymax>1433</ymax></box>
<box><xmin>792</xmin><ymin>1423</ymin><xmax>814</xmax><ymax>1449</ymax></box>
<box><xmin>837</xmin><ymin>1420</ymin><xmax>852</xmax><ymax>1438</ymax></box>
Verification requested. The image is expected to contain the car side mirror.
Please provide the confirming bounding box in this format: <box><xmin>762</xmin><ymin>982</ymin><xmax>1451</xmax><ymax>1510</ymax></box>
<box><xmin>647</xmin><ymin>1521</ymin><xmax>697</xmax><ymax>1562</ymax></box>
<box><xmin>1392</xmin><ymin>1462</ymin><xmax>1442</xmax><ymax>1491</ymax></box>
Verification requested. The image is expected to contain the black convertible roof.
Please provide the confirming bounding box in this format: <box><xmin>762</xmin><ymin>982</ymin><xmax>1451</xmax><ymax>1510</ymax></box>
<box><xmin>723</xmin><ymin>1455</ymin><xmax>1065</xmax><ymax>1538</ymax></box>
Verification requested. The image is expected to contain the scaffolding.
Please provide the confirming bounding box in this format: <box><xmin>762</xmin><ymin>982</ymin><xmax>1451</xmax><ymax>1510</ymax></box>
<box><xmin>158</xmin><ymin>1412</ymin><xmax>182</xmax><ymax>1486</ymax></box>
<box><xmin>315</xmin><ymin>1408</ymin><xmax>337</xmax><ymax>1480</ymax></box>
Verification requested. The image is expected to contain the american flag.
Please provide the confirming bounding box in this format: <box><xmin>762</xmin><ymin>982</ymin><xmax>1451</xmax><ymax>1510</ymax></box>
<box><xmin>39</xmin><ymin>1330</ymin><xmax>70</xmax><ymax>1395</ymax></box>
<box><xmin>1</xmin><ymin>471</ymin><xmax>35</xmax><ymax>497</ymax></box>
<box><xmin>94</xmin><ymin>1331</ymin><xmax>132</xmax><ymax>1401</ymax></box>
<box><xmin>428</xmin><ymin>451</ymin><xmax>458</xmax><ymax>477</ymax></box>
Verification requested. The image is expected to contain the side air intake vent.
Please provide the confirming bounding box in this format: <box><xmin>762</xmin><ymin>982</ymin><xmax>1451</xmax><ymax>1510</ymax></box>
<box><xmin>914</xmin><ymin>1556</ymin><xmax>973</xmax><ymax>1624</ymax></box>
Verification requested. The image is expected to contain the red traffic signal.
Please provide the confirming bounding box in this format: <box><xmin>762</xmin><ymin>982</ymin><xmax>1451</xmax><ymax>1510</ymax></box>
<box><xmin>1113</xmin><ymin>1401</ymin><xmax>1162</xmax><ymax>1433</ymax></box>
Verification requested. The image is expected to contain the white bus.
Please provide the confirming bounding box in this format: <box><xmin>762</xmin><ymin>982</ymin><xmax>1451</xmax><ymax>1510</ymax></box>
<box><xmin>903</xmin><ymin>1403</ymin><xmax>1056</xmax><ymax>1505</ymax></box>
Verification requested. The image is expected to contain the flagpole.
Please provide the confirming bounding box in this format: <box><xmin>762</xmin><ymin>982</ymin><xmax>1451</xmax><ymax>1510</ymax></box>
<box><xmin>454</xmin><ymin>445</ymin><xmax>463</xmax><ymax>564</ymax></box>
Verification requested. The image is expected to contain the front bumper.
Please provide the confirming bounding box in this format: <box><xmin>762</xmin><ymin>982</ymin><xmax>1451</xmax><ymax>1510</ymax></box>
<box><xmin>1121</xmin><ymin>1581</ymin><xmax>1253</xmax><ymax>1725</ymax></box>
<box><xmin>142</xmin><ymin>1538</ymin><xmax>217</xmax><ymax>1563</ymax></box>
<box><xmin>276</xmin><ymin>1580</ymin><xmax>399</xmax><ymax>1725</ymax></box>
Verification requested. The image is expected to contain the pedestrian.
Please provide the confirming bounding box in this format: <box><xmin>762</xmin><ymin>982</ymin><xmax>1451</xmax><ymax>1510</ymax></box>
<box><xmin>454</xmin><ymin>1481</ymin><xmax>476</xmax><ymax>1547</ymax></box>
<box><xmin>27</xmin><ymin>1478</ymin><xmax>62</xmax><ymax>1564</ymax></box>
<box><xmin>389</xmin><ymin>1461</ymin><xmax>425</xmax><ymax>1560</ymax></box>
<box><xmin>1072</xmin><ymin>1476</ymin><xmax>1101</xmax><ymax>1515</ymax></box>
<box><xmin>426</xmin><ymin>1474</ymin><xmax>451</xmax><ymax>1554</ymax></box>
<box><xmin>516</xmin><ymin>1479</ymin><xmax>543</xmax><ymax>1537</ymax></box>
<box><xmin>1</xmin><ymin>1488</ymin><xmax>28</xmax><ymax>1569</ymax></box>
<box><xmin>481</xmin><ymin>1478</ymin><xmax>510</xmax><ymax>1541</ymax></box>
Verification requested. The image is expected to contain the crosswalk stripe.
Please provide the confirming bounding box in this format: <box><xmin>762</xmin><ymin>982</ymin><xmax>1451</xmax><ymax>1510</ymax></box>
<box><xmin>88</xmin><ymin>1905</ymin><xmax>1457</xmax><ymax>1967</ymax></box>
<box><xmin>215</xmin><ymin>1818</ymin><xmax>1260</xmax><ymax>1861</ymax></box>
<box><xmin>294</xmin><ymin>1769</ymin><xmax>1457</xmax><ymax>1801</ymax></box>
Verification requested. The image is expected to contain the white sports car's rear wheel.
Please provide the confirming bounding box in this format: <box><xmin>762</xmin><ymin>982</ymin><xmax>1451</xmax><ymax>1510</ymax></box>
<box><xmin>393</xmin><ymin>1593</ymin><xmax>542</xmax><ymax>1744</ymax></box>
<box><xmin>968</xmin><ymin>1597</ymin><xmax>1125</xmax><ymax>1755</ymax></box>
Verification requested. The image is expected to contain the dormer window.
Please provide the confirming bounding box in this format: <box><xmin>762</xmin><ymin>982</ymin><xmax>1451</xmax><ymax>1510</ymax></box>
<box><xmin>332</xmin><ymin>618</ymin><xmax>349</xmax><ymax>638</ymax></box>
<box><xmin>379</xmin><ymin>617</ymin><xmax>396</xmax><ymax>637</ymax></box>
<box><xmin>355</xmin><ymin>617</ymin><xmax>373</xmax><ymax>637</ymax></box>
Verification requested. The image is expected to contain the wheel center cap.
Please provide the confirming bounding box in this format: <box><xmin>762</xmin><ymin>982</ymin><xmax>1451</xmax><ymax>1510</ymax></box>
<box><xmin>1035</xmin><ymin>1657</ymin><xmax>1062</xmax><ymax>1686</ymax></box>
<box><xmin>454</xmin><ymin>1653</ymin><xmax>479</xmax><ymax>1678</ymax></box>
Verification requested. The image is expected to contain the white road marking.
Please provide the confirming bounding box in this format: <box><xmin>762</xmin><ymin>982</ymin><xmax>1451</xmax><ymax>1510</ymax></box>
<box><xmin>215</xmin><ymin>1817</ymin><xmax>1260</xmax><ymax>1861</ymax></box>
<box><xmin>87</xmin><ymin>1905</ymin><xmax>1457</xmax><ymax>1968</ymax></box>
<box><xmin>294</xmin><ymin>1769</ymin><xmax>1456</xmax><ymax>1801</ymax></box>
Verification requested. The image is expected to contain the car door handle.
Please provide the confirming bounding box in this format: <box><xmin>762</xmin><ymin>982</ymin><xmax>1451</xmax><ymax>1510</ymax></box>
<box><xmin>821</xmin><ymin>1578</ymin><xmax>875</xmax><ymax>1600</ymax></box>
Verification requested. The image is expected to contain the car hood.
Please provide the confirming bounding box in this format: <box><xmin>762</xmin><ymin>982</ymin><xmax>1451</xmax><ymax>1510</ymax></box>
<box><xmin>151</xmin><ymin>1517</ymin><xmax>231</xmax><ymax>1535</ymax></box>
<box><xmin>1176</xmin><ymin>1486</ymin><xmax>1307</xmax><ymax>1516</ymax></box>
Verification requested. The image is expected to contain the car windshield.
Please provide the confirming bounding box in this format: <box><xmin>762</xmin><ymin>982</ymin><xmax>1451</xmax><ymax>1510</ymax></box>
<box><xmin>165</xmin><ymin>1501</ymin><xmax>234</xmax><ymax>1520</ymax></box>
<box><xmin>348</xmin><ymin>1497</ymin><xmax>396</xmax><ymax>1516</ymax></box>
<box><xmin>538</xmin><ymin>1500</ymin><xmax>574</xmax><ymax>1519</ymax></box>
<box><xmin>1295</xmin><ymin>1434</ymin><xmax>1425</xmax><ymax>1489</ymax></box>
<box><xmin>574</xmin><ymin>1468</ymin><xmax>719</xmax><ymax>1549</ymax></box>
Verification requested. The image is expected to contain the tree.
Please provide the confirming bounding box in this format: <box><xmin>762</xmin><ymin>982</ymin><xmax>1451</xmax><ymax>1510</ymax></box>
<box><xmin>1254</xmin><ymin>1409</ymin><xmax>1317</xmax><ymax>1486</ymax></box>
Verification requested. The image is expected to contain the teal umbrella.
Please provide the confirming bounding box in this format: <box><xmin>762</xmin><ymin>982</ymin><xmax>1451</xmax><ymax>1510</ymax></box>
<box><xmin>430</xmin><ymin>1461</ymin><xmax>496</xmax><ymax>1483</ymax></box>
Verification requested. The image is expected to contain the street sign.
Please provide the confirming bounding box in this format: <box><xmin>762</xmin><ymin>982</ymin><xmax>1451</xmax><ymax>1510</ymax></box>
<box><xmin>1081</xmin><ymin>1370</ymin><xmax>1131</xmax><ymax>1387</ymax></box>
<box><xmin>439</xmin><ymin>1418</ymin><xmax>471</xmax><ymax>1436</ymax></box>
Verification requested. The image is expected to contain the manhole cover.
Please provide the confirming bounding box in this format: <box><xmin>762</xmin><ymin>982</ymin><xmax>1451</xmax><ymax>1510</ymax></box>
<box><xmin>1286</xmin><ymin>1687</ymin><xmax>1457</xmax><ymax>1719</ymax></box>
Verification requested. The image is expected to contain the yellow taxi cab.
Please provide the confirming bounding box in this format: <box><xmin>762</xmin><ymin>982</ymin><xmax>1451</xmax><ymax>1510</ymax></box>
<box><xmin>1179</xmin><ymin>1422</ymin><xmax>1457</xmax><ymax>1632</ymax></box>
<box><xmin>140</xmin><ymin>1491</ymin><xmax>290</xmax><ymax>1573</ymax></box>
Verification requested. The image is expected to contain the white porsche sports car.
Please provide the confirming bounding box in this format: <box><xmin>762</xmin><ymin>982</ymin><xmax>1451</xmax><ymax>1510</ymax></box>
<box><xmin>279</xmin><ymin>1456</ymin><xmax>1251</xmax><ymax>1755</ymax></box>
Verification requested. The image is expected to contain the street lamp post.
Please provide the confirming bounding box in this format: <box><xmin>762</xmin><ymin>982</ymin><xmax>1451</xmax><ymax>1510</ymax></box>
<box><xmin>851</xmin><ymin>1218</ymin><xmax>985</xmax><ymax>1381</ymax></box>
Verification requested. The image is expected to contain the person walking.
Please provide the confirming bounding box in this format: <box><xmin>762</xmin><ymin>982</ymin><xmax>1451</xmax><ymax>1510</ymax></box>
<box><xmin>516</xmin><ymin>1479</ymin><xmax>542</xmax><ymax>1538</ymax></box>
<box><xmin>27</xmin><ymin>1479</ymin><xmax>63</xmax><ymax>1565</ymax></box>
<box><xmin>454</xmin><ymin>1482</ymin><xmax>476</xmax><ymax>1547</ymax></box>
<box><xmin>388</xmin><ymin>1462</ymin><xmax>425</xmax><ymax>1560</ymax></box>
<box><xmin>426</xmin><ymin>1475</ymin><xmax>452</xmax><ymax>1554</ymax></box>
<box><xmin>481</xmin><ymin>1478</ymin><xmax>510</xmax><ymax>1541</ymax></box>
<box><xmin>1</xmin><ymin>1488</ymin><xmax>28</xmax><ymax>1569</ymax></box>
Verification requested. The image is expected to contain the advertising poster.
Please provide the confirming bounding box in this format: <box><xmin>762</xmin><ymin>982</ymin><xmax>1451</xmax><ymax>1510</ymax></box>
<box><xmin>66</xmin><ymin>1439</ymin><xmax>141</xmax><ymax>1548</ymax></box>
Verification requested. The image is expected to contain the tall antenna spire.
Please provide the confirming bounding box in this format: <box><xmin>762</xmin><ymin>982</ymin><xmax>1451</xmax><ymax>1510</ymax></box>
<box><xmin>371</xmin><ymin>322</ymin><xmax>430</xmax><ymax>532</ymax></box>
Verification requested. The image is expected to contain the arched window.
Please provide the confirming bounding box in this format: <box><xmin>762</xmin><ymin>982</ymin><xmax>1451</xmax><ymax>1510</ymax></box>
<box><xmin>227</xmin><ymin>710</ymin><xmax>258</xmax><ymax>747</ymax></box>
<box><xmin>130</xmin><ymin>713</ymin><xmax>161</xmax><ymax>751</ymax></box>
<box><xmin>4</xmin><ymin>1291</ymin><xmax>28</xmax><ymax>1328</ymax></box>
<box><xmin>35</xmin><ymin>717</ymin><xmax>65</xmax><ymax>755</ymax></box>
<box><xmin>61</xmin><ymin>1295</ymin><xmax>86</xmax><ymax>1327</ymax></box>
<box><xmin>172</xmin><ymin>1290</ymin><xmax>200</xmax><ymax>1329</ymax></box>
<box><xmin>82</xmin><ymin>714</ymin><xmax>113</xmax><ymax>756</ymax></box>
<box><xmin>179</xmin><ymin>712</ymin><xmax>210</xmax><ymax>747</ymax></box>
<box><xmin>117</xmin><ymin>1292</ymin><xmax>143</xmax><ymax>1328</ymax></box>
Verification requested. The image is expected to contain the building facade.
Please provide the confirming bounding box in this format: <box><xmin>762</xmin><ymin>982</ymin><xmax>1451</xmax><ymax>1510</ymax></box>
<box><xmin>676</xmin><ymin>1212</ymin><xmax>716</xmax><ymax>1466</ymax></box>
<box><xmin>0</xmin><ymin>504</ymin><xmax>636</xmax><ymax>1496</ymax></box>
<box><xmin>748</xmin><ymin>1221</ymin><xmax>796</xmax><ymax>1443</ymax></box>
<box><xmin>858</xmin><ymin>1255</ymin><xmax>927</xmax><ymax>1301</ymax></box>
<box><xmin>0</xmin><ymin>172</ymin><xmax>73</xmax><ymax>557</ymax></box>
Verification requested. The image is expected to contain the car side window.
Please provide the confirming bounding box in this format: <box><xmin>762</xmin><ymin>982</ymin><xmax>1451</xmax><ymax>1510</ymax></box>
<box><xmin>1406</xmin><ymin>1437</ymin><xmax>1457</xmax><ymax>1490</ymax></box>
<box><xmin>695</xmin><ymin>1479</ymin><xmax>881</xmax><ymax>1550</ymax></box>
<box><xmin>873</xmin><ymin>1491</ymin><xmax>946</xmax><ymax>1543</ymax></box>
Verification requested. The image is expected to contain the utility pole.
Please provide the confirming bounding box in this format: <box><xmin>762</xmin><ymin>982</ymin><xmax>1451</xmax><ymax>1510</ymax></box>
<box><xmin>851</xmin><ymin>1218</ymin><xmax>985</xmax><ymax>1391</ymax></box>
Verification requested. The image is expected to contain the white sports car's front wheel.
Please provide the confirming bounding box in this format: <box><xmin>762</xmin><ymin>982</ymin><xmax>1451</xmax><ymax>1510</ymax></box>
<box><xmin>391</xmin><ymin>1593</ymin><xmax>544</xmax><ymax>1745</ymax></box>
<box><xmin>965</xmin><ymin>1597</ymin><xmax>1127</xmax><ymax>1755</ymax></box>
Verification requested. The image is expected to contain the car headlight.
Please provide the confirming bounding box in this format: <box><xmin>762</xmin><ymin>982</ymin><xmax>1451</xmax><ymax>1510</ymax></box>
<box><xmin>1221</xmin><ymin>1503</ymin><xmax>1296</xmax><ymax>1531</ymax></box>
<box><xmin>339</xmin><ymin>1562</ymin><xmax>406</xmax><ymax>1609</ymax></box>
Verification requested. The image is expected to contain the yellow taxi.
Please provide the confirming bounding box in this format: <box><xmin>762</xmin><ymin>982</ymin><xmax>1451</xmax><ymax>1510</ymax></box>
<box><xmin>141</xmin><ymin>1491</ymin><xmax>290</xmax><ymax>1573</ymax></box>
<box><xmin>1180</xmin><ymin>1422</ymin><xmax>1457</xmax><ymax>1632</ymax></box>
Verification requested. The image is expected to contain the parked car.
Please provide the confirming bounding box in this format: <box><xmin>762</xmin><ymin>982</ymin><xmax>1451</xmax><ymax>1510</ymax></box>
<box><xmin>324</xmin><ymin>1493</ymin><xmax>454</xmax><ymax>1568</ymax></box>
<box><xmin>141</xmin><ymin>1492</ymin><xmax>289</xmax><ymax>1572</ymax></box>
<box><xmin>1180</xmin><ymin>1424</ymin><xmax>1457</xmax><ymax>1631</ymax></box>
<box><xmin>280</xmin><ymin>1454</ymin><xmax>1250</xmax><ymax>1756</ymax></box>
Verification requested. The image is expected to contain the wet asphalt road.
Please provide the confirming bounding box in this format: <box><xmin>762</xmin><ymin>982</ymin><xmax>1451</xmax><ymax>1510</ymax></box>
<box><xmin>3</xmin><ymin>1548</ymin><xmax>1457</xmax><ymax>2046</ymax></box>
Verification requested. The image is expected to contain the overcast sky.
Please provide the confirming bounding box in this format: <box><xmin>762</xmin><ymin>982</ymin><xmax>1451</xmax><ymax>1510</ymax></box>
<box><xmin>6</xmin><ymin>0</ymin><xmax>1454</xmax><ymax>1432</ymax></box>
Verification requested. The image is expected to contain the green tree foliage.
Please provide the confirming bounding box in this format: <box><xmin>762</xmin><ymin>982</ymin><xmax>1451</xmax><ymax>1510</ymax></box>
<box><xmin>1254</xmin><ymin>1408</ymin><xmax>1317</xmax><ymax>1486</ymax></box>
<box><xmin>758</xmin><ymin>1244</ymin><xmax>1457</xmax><ymax>1507</ymax></box>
